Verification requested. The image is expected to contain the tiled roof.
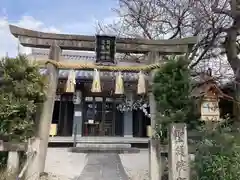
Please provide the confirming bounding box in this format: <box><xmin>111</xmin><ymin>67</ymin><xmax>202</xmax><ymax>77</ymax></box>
<box><xmin>30</xmin><ymin>48</ymin><xmax>145</xmax><ymax>63</ymax></box>
<box><xmin>30</xmin><ymin>48</ymin><xmax>95</xmax><ymax>62</ymax></box>
<box><xmin>33</xmin><ymin>48</ymin><xmax>143</xmax><ymax>81</ymax></box>
<box><xmin>39</xmin><ymin>69</ymin><xmax>139</xmax><ymax>81</ymax></box>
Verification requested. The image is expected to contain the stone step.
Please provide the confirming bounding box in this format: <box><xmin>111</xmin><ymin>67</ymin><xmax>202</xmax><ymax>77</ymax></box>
<box><xmin>68</xmin><ymin>146</ymin><xmax>140</xmax><ymax>154</ymax></box>
<box><xmin>76</xmin><ymin>143</ymin><xmax>131</xmax><ymax>148</ymax></box>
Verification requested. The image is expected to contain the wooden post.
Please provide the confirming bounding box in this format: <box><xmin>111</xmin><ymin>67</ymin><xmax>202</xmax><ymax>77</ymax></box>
<box><xmin>148</xmin><ymin>51</ymin><xmax>162</xmax><ymax>180</ymax></box>
<box><xmin>7</xmin><ymin>151</ymin><xmax>19</xmax><ymax>177</ymax></box>
<box><xmin>25</xmin><ymin>138</ymin><xmax>41</xmax><ymax>180</ymax></box>
<box><xmin>37</xmin><ymin>41</ymin><xmax>61</xmax><ymax>173</ymax></box>
<box><xmin>0</xmin><ymin>140</ymin><xmax>27</xmax><ymax>178</ymax></box>
<box><xmin>148</xmin><ymin>139</ymin><xmax>162</xmax><ymax>180</ymax></box>
<box><xmin>168</xmin><ymin>123</ymin><xmax>189</xmax><ymax>180</ymax></box>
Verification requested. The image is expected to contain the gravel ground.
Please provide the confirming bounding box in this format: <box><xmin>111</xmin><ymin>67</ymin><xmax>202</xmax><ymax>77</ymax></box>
<box><xmin>44</xmin><ymin>148</ymin><xmax>87</xmax><ymax>179</ymax></box>
<box><xmin>40</xmin><ymin>173</ymin><xmax>71</xmax><ymax>180</ymax></box>
<box><xmin>120</xmin><ymin>150</ymin><xmax>149</xmax><ymax>180</ymax></box>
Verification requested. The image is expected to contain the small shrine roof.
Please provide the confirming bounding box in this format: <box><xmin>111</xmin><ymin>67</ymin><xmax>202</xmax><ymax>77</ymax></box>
<box><xmin>191</xmin><ymin>75</ymin><xmax>233</xmax><ymax>100</ymax></box>
<box><xmin>191</xmin><ymin>82</ymin><xmax>222</xmax><ymax>98</ymax></box>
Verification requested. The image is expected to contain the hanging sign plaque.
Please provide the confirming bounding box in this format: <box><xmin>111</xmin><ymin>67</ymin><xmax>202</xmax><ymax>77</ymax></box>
<box><xmin>95</xmin><ymin>35</ymin><xmax>116</xmax><ymax>63</ymax></box>
<box><xmin>201</xmin><ymin>95</ymin><xmax>220</xmax><ymax>122</ymax></box>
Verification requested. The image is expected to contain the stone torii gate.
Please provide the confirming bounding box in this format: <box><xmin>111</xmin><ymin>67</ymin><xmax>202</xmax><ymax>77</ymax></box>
<box><xmin>9</xmin><ymin>24</ymin><xmax>197</xmax><ymax>180</ymax></box>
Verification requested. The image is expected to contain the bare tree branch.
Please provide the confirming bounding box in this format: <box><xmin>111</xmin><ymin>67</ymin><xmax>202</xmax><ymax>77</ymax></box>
<box><xmin>98</xmin><ymin>0</ymin><xmax>240</xmax><ymax>84</ymax></box>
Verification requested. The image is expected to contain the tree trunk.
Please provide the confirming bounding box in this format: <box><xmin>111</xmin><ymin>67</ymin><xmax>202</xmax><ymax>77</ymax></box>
<box><xmin>234</xmin><ymin>73</ymin><xmax>240</xmax><ymax>122</ymax></box>
<box><xmin>224</xmin><ymin>19</ymin><xmax>240</xmax><ymax>122</ymax></box>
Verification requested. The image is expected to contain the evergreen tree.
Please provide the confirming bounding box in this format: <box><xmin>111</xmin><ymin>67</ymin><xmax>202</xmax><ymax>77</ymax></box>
<box><xmin>0</xmin><ymin>56</ymin><xmax>46</xmax><ymax>142</ymax></box>
<box><xmin>153</xmin><ymin>56</ymin><xmax>197</xmax><ymax>141</ymax></box>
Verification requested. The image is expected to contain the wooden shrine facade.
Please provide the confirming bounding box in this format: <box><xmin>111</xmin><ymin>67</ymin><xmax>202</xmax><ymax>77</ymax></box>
<box><xmin>28</xmin><ymin>48</ymin><xmax>149</xmax><ymax>137</ymax></box>
<box><xmin>51</xmin><ymin>79</ymin><xmax>150</xmax><ymax>137</ymax></box>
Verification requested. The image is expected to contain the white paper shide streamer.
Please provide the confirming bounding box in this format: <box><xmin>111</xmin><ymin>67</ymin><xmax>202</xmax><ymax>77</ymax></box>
<box><xmin>91</xmin><ymin>69</ymin><xmax>101</xmax><ymax>92</ymax></box>
<box><xmin>137</xmin><ymin>71</ymin><xmax>146</xmax><ymax>94</ymax></box>
<box><xmin>115</xmin><ymin>72</ymin><xmax>124</xmax><ymax>94</ymax></box>
<box><xmin>65</xmin><ymin>70</ymin><xmax>76</xmax><ymax>93</ymax></box>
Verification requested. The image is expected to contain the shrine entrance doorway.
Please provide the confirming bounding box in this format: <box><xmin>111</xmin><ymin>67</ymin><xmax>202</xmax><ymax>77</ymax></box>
<box><xmin>82</xmin><ymin>96</ymin><xmax>124</xmax><ymax>136</ymax></box>
<box><xmin>52</xmin><ymin>94</ymin><xmax>74</xmax><ymax>136</ymax></box>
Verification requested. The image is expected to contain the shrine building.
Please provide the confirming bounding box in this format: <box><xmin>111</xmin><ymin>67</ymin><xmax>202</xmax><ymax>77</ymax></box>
<box><xmin>9</xmin><ymin>24</ymin><xmax>196</xmax><ymax>141</ymax></box>
<box><xmin>27</xmin><ymin>48</ymin><xmax>151</xmax><ymax>138</ymax></box>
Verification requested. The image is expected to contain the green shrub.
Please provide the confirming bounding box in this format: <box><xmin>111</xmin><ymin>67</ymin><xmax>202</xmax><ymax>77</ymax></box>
<box><xmin>0</xmin><ymin>55</ymin><xmax>46</xmax><ymax>166</ymax></box>
<box><xmin>0</xmin><ymin>152</ymin><xmax>8</xmax><ymax>167</ymax></box>
<box><xmin>193</xmin><ymin>126</ymin><xmax>240</xmax><ymax>180</ymax></box>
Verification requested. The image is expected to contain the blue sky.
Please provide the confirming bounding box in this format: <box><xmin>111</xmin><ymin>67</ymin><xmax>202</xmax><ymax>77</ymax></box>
<box><xmin>0</xmin><ymin>0</ymin><xmax>119</xmax><ymax>56</ymax></box>
<box><xmin>1</xmin><ymin>0</ymin><xmax>118</xmax><ymax>27</ymax></box>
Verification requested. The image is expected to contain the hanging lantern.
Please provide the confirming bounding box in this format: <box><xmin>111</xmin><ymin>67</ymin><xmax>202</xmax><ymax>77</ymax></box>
<box><xmin>137</xmin><ymin>71</ymin><xmax>146</xmax><ymax>94</ymax></box>
<box><xmin>65</xmin><ymin>70</ymin><xmax>76</xmax><ymax>93</ymax></box>
<box><xmin>115</xmin><ymin>72</ymin><xmax>124</xmax><ymax>94</ymax></box>
<box><xmin>91</xmin><ymin>69</ymin><xmax>101</xmax><ymax>92</ymax></box>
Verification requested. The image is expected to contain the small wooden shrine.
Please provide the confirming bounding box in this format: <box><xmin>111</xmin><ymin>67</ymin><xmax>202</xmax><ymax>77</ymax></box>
<box><xmin>191</xmin><ymin>69</ymin><xmax>233</xmax><ymax>122</ymax></box>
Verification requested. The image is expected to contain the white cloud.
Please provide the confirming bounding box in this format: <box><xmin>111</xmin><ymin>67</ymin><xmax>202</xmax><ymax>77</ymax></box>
<box><xmin>0</xmin><ymin>15</ymin><xmax>61</xmax><ymax>58</ymax></box>
<box><xmin>17</xmin><ymin>16</ymin><xmax>61</xmax><ymax>33</ymax></box>
<box><xmin>0</xmin><ymin>16</ymin><xmax>18</xmax><ymax>57</ymax></box>
<box><xmin>0</xmin><ymin>15</ymin><xmax>117</xmax><ymax>58</ymax></box>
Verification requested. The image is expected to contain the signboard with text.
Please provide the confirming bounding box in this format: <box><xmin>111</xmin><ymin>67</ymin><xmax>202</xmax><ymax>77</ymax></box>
<box><xmin>95</xmin><ymin>35</ymin><xmax>116</xmax><ymax>63</ymax></box>
<box><xmin>201</xmin><ymin>98</ymin><xmax>220</xmax><ymax>121</ymax></box>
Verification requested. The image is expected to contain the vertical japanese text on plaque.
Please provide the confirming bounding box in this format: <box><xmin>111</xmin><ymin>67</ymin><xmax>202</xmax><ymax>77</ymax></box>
<box><xmin>95</xmin><ymin>35</ymin><xmax>116</xmax><ymax>63</ymax></box>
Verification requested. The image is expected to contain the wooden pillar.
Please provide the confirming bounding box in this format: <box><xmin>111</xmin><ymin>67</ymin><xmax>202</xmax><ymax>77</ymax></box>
<box><xmin>57</xmin><ymin>95</ymin><xmax>63</xmax><ymax>135</ymax></box>
<box><xmin>63</xmin><ymin>100</ymin><xmax>68</xmax><ymax>136</ymax></box>
<box><xmin>112</xmin><ymin>97</ymin><xmax>116</xmax><ymax>136</ymax></box>
<box><xmin>72</xmin><ymin>90</ymin><xmax>83</xmax><ymax>137</ymax></box>
<box><xmin>123</xmin><ymin>91</ymin><xmax>133</xmax><ymax>137</ymax></box>
<box><xmin>168</xmin><ymin>123</ymin><xmax>189</xmax><ymax>180</ymax></box>
<box><xmin>138</xmin><ymin>110</ymin><xmax>143</xmax><ymax>137</ymax></box>
<box><xmin>100</xmin><ymin>97</ymin><xmax>105</xmax><ymax>136</ymax></box>
<box><xmin>148</xmin><ymin>51</ymin><xmax>162</xmax><ymax>180</ymax></box>
<box><xmin>37</xmin><ymin>41</ymin><xmax>61</xmax><ymax>173</ymax></box>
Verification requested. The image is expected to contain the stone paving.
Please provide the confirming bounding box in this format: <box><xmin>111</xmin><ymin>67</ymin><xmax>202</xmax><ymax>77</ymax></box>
<box><xmin>45</xmin><ymin>148</ymin><xmax>86</xmax><ymax>179</ymax></box>
<box><xmin>77</xmin><ymin>153</ymin><xmax>129</xmax><ymax>180</ymax></box>
<box><xmin>44</xmin><ymin>148</ymin><xmax>149</xmax><ymax>180</ymax></box>
<box><xmin>120</xmin><ymin>150</ymin><xmax>149</xmax><ymax>180</ymax></box>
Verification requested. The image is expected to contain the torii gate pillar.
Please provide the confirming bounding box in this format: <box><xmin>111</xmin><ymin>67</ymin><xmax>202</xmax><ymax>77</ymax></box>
<box><xmin>37</xmin><ymin>41</ymin><xmax>61</xmax><ymax>173</ymax></box>
<box><xmin>148</xmin><ymin>52</ymin><xmax>162</xmax><ymax>180</ymax></box>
